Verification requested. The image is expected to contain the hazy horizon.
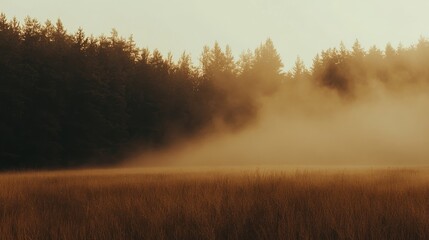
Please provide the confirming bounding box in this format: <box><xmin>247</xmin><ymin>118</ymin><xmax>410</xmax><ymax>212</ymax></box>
<box><xmin>2</xmin><ymin>0</ymin><xmax>429</xmax><ymax>69</ymax></box>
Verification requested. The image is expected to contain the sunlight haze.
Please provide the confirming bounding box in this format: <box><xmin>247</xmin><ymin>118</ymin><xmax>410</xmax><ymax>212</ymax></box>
<box><xmin>3</xmin><ymin>1</ymin><xmax>429</xmax><ymax>238</ymax></box>
<box><xmin>2</xmin><ymin>0</ymin><xmax>429</xmax><ymax>69</ymax></box>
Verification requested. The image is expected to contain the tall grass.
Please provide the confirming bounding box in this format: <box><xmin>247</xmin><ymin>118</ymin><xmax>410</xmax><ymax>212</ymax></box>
<box><xmin>0</xmin><ymin>168</ymin><xmax>428</xmax><ymax>239</ymax></box>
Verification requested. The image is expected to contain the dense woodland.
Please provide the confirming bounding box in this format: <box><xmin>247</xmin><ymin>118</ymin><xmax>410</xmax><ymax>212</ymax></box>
<box><xmin>1</xmin><ymin>14</ymin><xmax>429</xmax><ymax>169</ymax></box>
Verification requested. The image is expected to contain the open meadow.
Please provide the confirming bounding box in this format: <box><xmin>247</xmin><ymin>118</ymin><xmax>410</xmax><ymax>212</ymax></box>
<box><xmin>1</xmin><ymin>167</ymin><xmax>429</xmax><ymax>240</ymax></box>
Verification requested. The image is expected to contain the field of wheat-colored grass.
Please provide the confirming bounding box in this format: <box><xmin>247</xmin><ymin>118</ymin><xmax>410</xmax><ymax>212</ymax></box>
<box><xmin>0</xmin><ymin>167</ymin><xmax>428</xmax><ymax>240</ymax></box>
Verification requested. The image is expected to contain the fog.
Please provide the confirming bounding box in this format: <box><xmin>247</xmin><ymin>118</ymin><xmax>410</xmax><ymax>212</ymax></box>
<box><xmin>124</xmin><ymin>78</ymin><xmax>429</xmax><ymax>167</ymax></box>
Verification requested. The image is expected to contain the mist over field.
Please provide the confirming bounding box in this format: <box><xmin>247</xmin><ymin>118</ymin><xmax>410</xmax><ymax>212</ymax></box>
<box><xmin>125</xmin><ymin>77</ymin><xmax>429</xmax><ymax>167</ymax></box>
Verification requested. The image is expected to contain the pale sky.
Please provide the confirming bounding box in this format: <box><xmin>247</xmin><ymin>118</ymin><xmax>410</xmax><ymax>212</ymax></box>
<box><xmin>1</xmin><ymin>0</ymin><xmax>429</xmax><ymax>70</ymax></box>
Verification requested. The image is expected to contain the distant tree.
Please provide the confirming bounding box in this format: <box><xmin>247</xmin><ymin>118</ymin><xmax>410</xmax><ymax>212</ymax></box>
<box><xmin>415</xmin><ymin>37</ymin><xmax>429</xmax><ymax>80</ymax></box>
<box><xmin>313</xmin><ymin>48</ymin><xmax>350</xmax><ymax>93</ymax></box>
<box><xmin>0</xmin><ymin>14</ymin><xmax>24</xmax><ymax>167</ymax></box>
<box><xmin>351</xmin><ymin>40</ymin><xmax>365</xmax><ymax>59</ymax></box>
<box><xmin>247</xmin><ymin>38</ymin><xmax>284</xmax><ymax>95</ymax></box>
<box><xmin>291</xmin><ymin>56</ymin><xmax>310</xmax><ymax>81</ymax></box>
<box><xmin>238</xmin><ymin>49</ymin><xmax>254</xmax><ymax>76</ymax></box>
<box><xmin>385</xmin><ymin>43</ymin><xmax>396</xmax><ymax>59</ymax></box>
<box><xmin>365</xmin><ymin>45</ymin><xmax>384</xmax><ymax>80</ymax></box>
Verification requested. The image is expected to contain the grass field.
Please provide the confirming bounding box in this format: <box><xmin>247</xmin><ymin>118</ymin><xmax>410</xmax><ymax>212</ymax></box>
<box><xmin>1</xmin><ymin>167</ymin><xmax>429</xmax><ymax>240</ymax></box>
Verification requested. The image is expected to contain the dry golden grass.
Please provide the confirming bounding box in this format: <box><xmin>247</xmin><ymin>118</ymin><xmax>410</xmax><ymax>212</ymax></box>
<box><xmin>1</xmin><ymin>167</ymin><xmax>429</xmax><ymax>240</ymax></box>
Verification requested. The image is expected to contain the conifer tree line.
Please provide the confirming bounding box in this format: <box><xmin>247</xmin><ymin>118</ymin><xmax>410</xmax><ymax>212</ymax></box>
<box><xmin>1</xmin><ymin>14</ymin><xmax>429</xmax><ymax>169</ymax></box>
